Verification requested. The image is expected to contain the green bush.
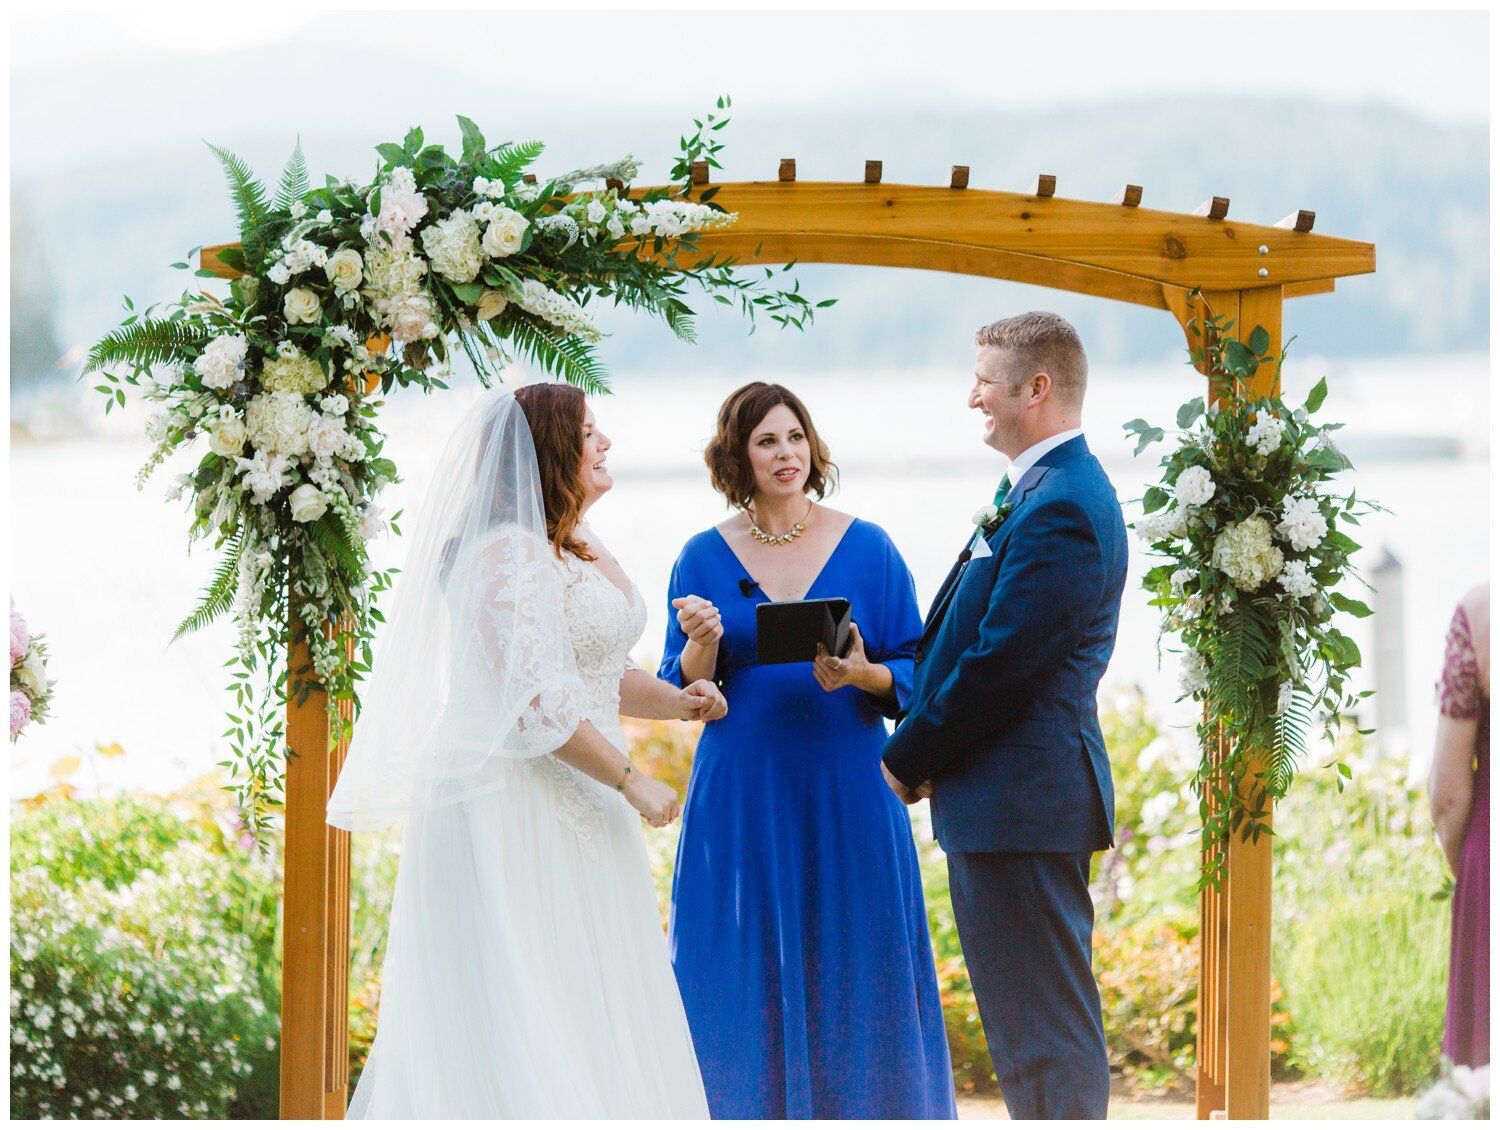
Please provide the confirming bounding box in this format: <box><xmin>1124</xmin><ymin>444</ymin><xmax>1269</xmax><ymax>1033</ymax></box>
<box><xmin>10</xmin><ymin>786</ymin><xmax>281</xmax><ymax>1119</ymax></box>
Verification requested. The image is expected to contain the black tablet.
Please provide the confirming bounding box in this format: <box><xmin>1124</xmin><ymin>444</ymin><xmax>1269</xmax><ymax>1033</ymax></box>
<box><xmin>755</xmin><ymin>598</ymin><xmax>852</xmax><ymax>665</ymax></box>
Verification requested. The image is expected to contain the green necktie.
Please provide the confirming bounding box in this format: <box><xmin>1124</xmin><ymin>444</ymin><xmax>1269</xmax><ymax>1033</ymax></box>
<box><xmin>993</xmin><ymin>475</ymin><xmax>1013</xmax><ymax>508</ymax></box>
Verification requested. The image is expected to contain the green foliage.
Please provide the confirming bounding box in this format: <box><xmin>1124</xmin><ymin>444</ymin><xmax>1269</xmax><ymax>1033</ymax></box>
<box><xmin>272</xmin><ymin>139</ymin><xmax>309</xmax><ymax>214</ymax></box>
<box><xmin>173</xmin><ymin>532</ymin><xmax>243</xmax><ymax>640</ymax></box>
<box><xmin>83</xmin><ymin>315</ymin><xmax>212</xmax><ymax>379</ymax></box>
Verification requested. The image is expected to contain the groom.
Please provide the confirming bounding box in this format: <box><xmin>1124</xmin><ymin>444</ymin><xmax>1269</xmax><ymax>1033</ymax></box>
<box><xmin>882</xmin><ymin>312</ymin><xmax>1125</xmax><ymax>1120</ymax></box>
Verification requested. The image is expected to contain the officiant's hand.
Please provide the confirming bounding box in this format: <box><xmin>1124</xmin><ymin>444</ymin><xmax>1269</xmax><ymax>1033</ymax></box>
<box><xmin>677</xmin><ymin>678</ymin><xmax>728</xmax><ymax>723</ymax></box>
<box><xmin>814</xmin><ymin>623</ymin><xmax>872</xmax><ymax>693</ymax></box>
<box><xmin>881</xmin><ymin>762</ymin><xmax>922</xmax><ymax>806</ymax></box>
<box><xmin>672</xmin><ymin>595</ymin><xmax>723</xmax><ymax>645</ymax></box>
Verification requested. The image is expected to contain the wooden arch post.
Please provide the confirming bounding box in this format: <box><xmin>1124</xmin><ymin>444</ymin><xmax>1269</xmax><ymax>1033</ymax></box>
<box><xmin>202</xmin><ymin>170</ymin><xmax>1369</xmax><ymax>1120</ymax></box>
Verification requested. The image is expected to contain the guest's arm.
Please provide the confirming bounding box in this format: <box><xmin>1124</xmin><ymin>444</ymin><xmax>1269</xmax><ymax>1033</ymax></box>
<box><xmin>1430</xmin><ymin>716</ymin><xmax>1477</xmax><ymax>876</ymax></box>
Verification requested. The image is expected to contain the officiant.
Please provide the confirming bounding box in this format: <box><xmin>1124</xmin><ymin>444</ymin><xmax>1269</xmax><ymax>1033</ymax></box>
<box><xmin>658</xmin><ymin>382</ymin><xmax>955</xmax><ymax>1120</ymax></box>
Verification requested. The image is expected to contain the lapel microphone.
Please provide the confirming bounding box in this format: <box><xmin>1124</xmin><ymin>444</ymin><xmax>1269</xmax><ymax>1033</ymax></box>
<box><xmin>738</xmin><ymin>577</ymin><xmax>760</xmax><ymax>598</ymax></box>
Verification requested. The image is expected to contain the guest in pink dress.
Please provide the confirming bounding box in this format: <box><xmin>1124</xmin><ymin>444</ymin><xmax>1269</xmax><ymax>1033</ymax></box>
<box><xmin>1430</xmin><ymin>583</ymin><xmax>1489</xmax><ymax>1068</ymax></box>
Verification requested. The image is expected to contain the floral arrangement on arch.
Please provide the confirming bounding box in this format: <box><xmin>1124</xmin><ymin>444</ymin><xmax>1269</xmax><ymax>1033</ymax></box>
<box><xmin>83</xmin><ymin>101</ymin><xmax>827</xmax><ymax>838</ymax></box>
<box><xmin>11</xmin><ymin>603</ymin><xmax>55</xmax><ymax>743</ymax></box>
<box><xmin>1125</xmin><ymin>309</ymin><xmax>1380</xmax><ymax>886</ymax></box>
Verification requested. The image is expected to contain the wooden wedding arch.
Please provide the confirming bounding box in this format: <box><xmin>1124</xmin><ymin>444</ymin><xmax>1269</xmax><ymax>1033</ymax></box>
<box><xmin>202</xmin><ymin>159</ymin><xmax>1375</xmax><ymax>1120</ymax></box>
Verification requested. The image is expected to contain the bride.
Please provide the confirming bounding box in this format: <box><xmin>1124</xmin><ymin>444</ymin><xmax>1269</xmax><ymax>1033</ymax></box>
<box><xmin>327</xmin><ymin>382</ymin><xmax>724</xmax><ymax>1118</ymax></box>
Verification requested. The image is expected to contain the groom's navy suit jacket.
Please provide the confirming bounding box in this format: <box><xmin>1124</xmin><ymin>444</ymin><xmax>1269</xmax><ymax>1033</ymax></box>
<box><xmin>883</xmin><ymin>435</ymin><xmax>1126</xmax><ymax>854</ymax></box>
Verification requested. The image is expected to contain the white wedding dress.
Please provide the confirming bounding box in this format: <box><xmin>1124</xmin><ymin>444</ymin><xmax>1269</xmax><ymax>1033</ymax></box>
<box><xmin>345</xmin><ymin>540</ymin><xmax>709</xmax><ymax>1119</ymax></box>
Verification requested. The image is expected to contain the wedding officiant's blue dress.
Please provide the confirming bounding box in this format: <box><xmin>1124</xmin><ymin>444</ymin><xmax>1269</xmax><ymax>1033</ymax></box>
<box><xmin>659</xmin><ymin>519</ymin><xmax>955</xmax><ymax>1120</ymax></box>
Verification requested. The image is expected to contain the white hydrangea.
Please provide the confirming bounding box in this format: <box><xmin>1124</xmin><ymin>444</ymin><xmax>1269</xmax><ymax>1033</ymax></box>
<box><xmin>1174</xmin><ymin>465</ymin><xmax>1217</xmax><ymax>508</ymax></box>
<box><xmin>420</xmin><ymin>209</ymin><xmax>483</xmax><ymax>283</ymax></box>
<box><xmin>517</xmin><ymin>278</ymin><xmax>603</xmax><ymax>342</ymax></box>
<box><xmin>244</xmin><ymin>391</ymin><xmax>316</xmax><ymax>458</ymax></box>
<box><xmin>193</xmin><ymin>333</ymin><xmax>248</xmax><ymax>391</ymax></box>
<box><xmin>1179</xmin><ymin>649</ymin><xmax>1210</xmax><ymax>697</ymax></box>
<box><xmin>1134</xmin><ymin>505</ymin><xmax>1188</xmax><ymax>543</ymax></box>
<box><xmin>1278</xmin><ymin>558</ymin><xmax>1318</xmax><ymax>600</ymax></box>
<box><xmin>1276</xmin><ymin>495</ymin><xmax>1329</xmax><ymax>553</ymax></box>
<box><xmin>1246</xmin><ymin>412</ymin><xmax>1286</xmax><ymax>457</ymax></box>
<box><xmin>1210</xmin><ymin>514</ymin><xmax>1284</xmax><ymax>592</ymax></box>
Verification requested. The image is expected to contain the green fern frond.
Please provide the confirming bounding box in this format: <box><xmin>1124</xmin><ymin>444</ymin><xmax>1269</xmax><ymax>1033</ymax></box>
<box><xmin>1269</xmin><ymin>697</ymin><xmax>1313</xmax><ymax>794</ymax></box>
<box><xmin>206</xmin><ymin>142</ymin><xmax>270</xmax><ymax>249</ymax></box>
<box><xmin>306</xmin><ymin>515</ymin><xmax>366</xmax><ymax>579</ymax></box>
<box><xmin>505</xmin><ymin>317</ymin><xmax>612</xmax><ymax>394</ymax></box>
<box><xmin>490</xmin><ymin>140</ymin><xmax>545</xmax><ymax>187</ymax></box>
<box><xmin>272</xmin><ymin>138</ymin><xmax>309</xmax><ymax>213</ymax></box>
<box><xmin>173</xmin><ymin>534</ymin><xmax>243</xmax><ymax>641</ymax></box>
<box><xmin>85</xmin><ymin>317</ymin><xmax>213</xmax><ymax>376</ymax></box>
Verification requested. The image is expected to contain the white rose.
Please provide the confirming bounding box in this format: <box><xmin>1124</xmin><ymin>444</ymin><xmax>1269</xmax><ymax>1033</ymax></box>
<box><xmin>482</xmin><ymin>208</ymin><xmax>528</xmax><ymax>258</ymax></box>
<box><xmin>208</xmin><ymin>416</ymin><xmax>247</xmax><ymax>457</ymax></box>
<box><xmin>586</xmin><ymin>199</ymin><xmax>607</xmax><ymax>225</ymax></box>
<box><xmin>319</xmin><ymin>392</ymin><xmax>350</xmax><ymax>416</ymax></box>
<box><xmin>288</xmin><ymin>483</ymin><xmax>328</xmax><ymax>523</ymax></box>
<box><xmin>477</xmin><ymin>289</ymin><xmax>510</xmax><ymax>321</ymax></box>
<box><xmin>1174</xmin><ymin>465</ymin><xmax>1216</xmax><ymax>508</ymax></box>
<box><xmin>266</xmin><ymin>262</ymin><xmax>292</xmax><ymax>285</ymax></box>
<box><xmin>283</xmin><ymin>287</ymin><xmax>322</xmax><ymax>325</ymax></box>
<box><xmin>324</xmin><ymin>248</ymin><xmax>363</xmax><ymax>293</ymax></box>
<box><xmin>17</xmin><ymin>650</ymin><xmax>47</xmax><ymax>696</ymax></box>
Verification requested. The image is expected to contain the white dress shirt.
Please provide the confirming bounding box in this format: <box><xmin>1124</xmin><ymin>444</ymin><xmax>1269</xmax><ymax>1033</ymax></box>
<box><xmin>1004</xmin><ymin>428</ymin><xmax>1085</xmax><ymax>489</ymax></box>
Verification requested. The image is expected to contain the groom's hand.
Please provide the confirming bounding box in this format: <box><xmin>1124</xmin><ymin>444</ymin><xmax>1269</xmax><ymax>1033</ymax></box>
<box><xmin>881</xmin><ymin>762</ymin><xmax>922</xmax><ymax>806</ymax></box>
<box><xmin>677</xmin><ymin>679</ymin><xmax>728</xmax><ymax>722</ymax></box>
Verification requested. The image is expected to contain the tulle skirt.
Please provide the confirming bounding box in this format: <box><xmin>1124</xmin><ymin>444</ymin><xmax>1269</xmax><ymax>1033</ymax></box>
<box><xmin>347</xmin><ymin>751</ymin><xmax>708</xmax><ymax>1119</ymax></box>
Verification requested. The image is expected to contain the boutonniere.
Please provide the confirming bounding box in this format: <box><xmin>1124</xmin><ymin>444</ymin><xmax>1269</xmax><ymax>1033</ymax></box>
<box><xmin>971</xmin><ymin>502</ymin><xmax>1014</xmax><ymax>537</ymax></box>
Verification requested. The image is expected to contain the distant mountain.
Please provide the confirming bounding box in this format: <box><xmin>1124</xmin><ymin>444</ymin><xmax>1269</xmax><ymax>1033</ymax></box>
<box><xmin>9</xmin><ymin>46</ymin><xmax>1486</xmax><ymax>387</ymax></box>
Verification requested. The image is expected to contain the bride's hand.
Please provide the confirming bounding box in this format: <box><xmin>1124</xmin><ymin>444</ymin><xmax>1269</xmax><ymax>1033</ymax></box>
<box><xmin>622</xmin><ymin>770</ymin><xmax>682</xmax><ymax>828</ymax></box>
<box><xmin>672</xmin><ymin>595</ymin><xmax>723</xmax><ymax>646</ymax></box>
<box><xmin>677</xmin><ymin>679</ymin><xmax>728</xmax><ymax>722</ymax></box>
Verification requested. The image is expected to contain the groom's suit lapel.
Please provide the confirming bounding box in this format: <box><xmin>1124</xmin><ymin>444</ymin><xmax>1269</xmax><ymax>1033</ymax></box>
<box><xmin>919</xmin><ymin>436</ymin><xmax>1089</xmax><ymax>646</ymax></box>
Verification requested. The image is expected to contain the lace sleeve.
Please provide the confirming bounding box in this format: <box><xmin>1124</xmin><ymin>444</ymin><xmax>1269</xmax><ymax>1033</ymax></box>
<box><xmin>468</xmin><ymin>527</ymin><xmax>586</xmax><ymax>755</ymax></box>
<box><xmin>1438</xmin><ymin>603</ymin><xmax>1484</xmax><ymax>720</ymax></box>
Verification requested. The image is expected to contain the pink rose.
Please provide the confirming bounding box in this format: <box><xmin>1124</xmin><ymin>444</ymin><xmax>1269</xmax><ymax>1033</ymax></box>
<box><xmin>10</xmin><ymin>689</ymin><xmax>31</xmax><ymax>739</ymax></box>
<box><xmin>10</xmin><ymin>608</ymin><xmax>28</xmax><ymax>665</ymax></box>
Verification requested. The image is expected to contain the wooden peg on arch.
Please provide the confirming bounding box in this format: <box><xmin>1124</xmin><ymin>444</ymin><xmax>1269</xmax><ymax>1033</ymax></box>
<box><xmin>604</xmin><ymin>177</ymin><xmax>624</xmax><ymax>193</ymax></box>
<box><xmin>779</xmin><ymin>159</ymin><xmax>797</xmax><ymax>182</ymax></box>
<box><xmin>1031</xmin><ymin>174</ymin><xmax>1057</xmax><ymax>198</ymax></box>
<box><xmin>864</xmin><ymin>160</ymin><xmax>883</xmax><ymax>184</ymax></box>
<box><xmin>1111</xmin><ymin>184</ymin><xmax>1144</xmax><ymax>207</ymax></box>
<box><xmin>522</xmin><ymin>173</ymin><xmax>537</xmax><ymax>185</ymax></box>
<box><xmin>950</xmin><ymin>165</ymin><xmax>969</xmax><ymax>190</ymax></box>
<box><xmin>1275</xmin><ymin>209</ymin><xmax>1316</xmax><ymax>233</ymax></box>
<box><xmin>689</xmin><ymin>161</ymin><xmax>709</xmax><ymax>186</ymax></box>
<box><xmin>1194</xmin><ymin>196</ymin><xmax>1231</xmax><ymax>220</ymax></box>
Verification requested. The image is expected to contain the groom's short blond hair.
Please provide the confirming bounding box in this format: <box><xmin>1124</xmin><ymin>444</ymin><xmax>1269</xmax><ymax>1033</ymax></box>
<box><xmin>975</xmin><ymin>312</ymin><xmax>1088</xmax><ymax>407</ymax></box>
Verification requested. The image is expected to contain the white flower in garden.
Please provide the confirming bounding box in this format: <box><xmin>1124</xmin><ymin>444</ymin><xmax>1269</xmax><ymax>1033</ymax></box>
<box><xmin>1134</xmin><ymin>505</ymin><xmax>1188</xmax><ymax>544</ymax></box>
<box><xmin>283</xmin><ymin>287</ymin><xmax>322</xmax><ymax>325</ymax></box>
<box><xmin>193</xmin><ymin>333</ymin><xmax>248</xmax><ymax>391</ymax></box>
<box><xmin>266</xmin><ymin>261</ymin><xmax>292</xmax><ymax>285</ymax></box>
<box><xmin>1278</xmin><ymin>558</ymin><xmax>1317</xmax><ymax>600</ymax></box>
<box><xmin>420</xmin><ymin>209</ymin><xmax>483</xmax><ymax>283</ymax></box>
<box><xmin>1275</xmin><ymin>680</ymin><xmax>1296</xmax><ymax>716</ymax></box>
<box><xmin>1179</xmin><ymin>649</ymin><xmax>1210</xmax><ymax>697</ymax></box>
<box><xmin>306</xmin><ymin>414</ymin><xmax>349</xmax><ymax>461</ymax></box>
<box><xmin>208</xmin><ymin>416</ymin><xmax>247</xmax><ymax>457</ymax></box>
<box><xmin>261</xmin><ymin>352</ymin><xmax>329</xmax><ymax>395</ymax></box>
<box><xmin>1170</xmin><ymin>568</ymin><xmax>1195</xmax><ymax>593</ymax></box>
<box><xmin>1210</xmin><ymin>515</ymin><xmax>1284</xmax><ymax>592</ymax></box>
<box><xmin>326</xmin><ymin>324</ymin><xmax>358</xmax><ymax>350</ymax></box>
<box><xmin>477</xmin><ymin>289</ymin><xmax>509</xmax><ymax>322</ymax></box>
<box><xmin>517</xmin><ymin>278</ymin><xmax>603</xmax><ymax>342</ymax></box>
<box><xmin>373</xmin><ymin>166</ymin><xmax>429</xmax><ymax>250</ymax></box>
<box><xmin>357</xmin><ymin>502</ymin><xmax>386</xmax><ymax>542</ymax></box>
<box><xmin>586</xmin><ymin>199</ymin><xmax>608</xmax><ymax>225</ymax></box>
<box><xmin>1174</xmin><ymin>465</ymin><xmax>1216</xmax><ymax>508</ymax></box>
<box><xmin>165</xmin><ymin>471</ymin><xmax>195</xmax><ymax>501</ymax></box>
<box><xmin>473</xmin><ymin>200</ymin><xmax>497</xmax><ymax>223</ymax></box>
<box><xmin>316</xmin><ymin>209</ymin><xmax>333</xmax><ymax>224</ymax></box>
<box><xmin>482</xmin><ymin>208</ymin><xmax>529</xmax><ymax>258</ymax></box>
<box><xmin>288</xmin><ymin>483</ymin><xmax>328</xmax><ymax>523</ymax></box>
<box><xmin>290</xmin><ymin>201</ymin><xmax>307</xmax><ymax>219</ymax></box>
<box><xmin>473</xmin><ymin>176</ymin><xmax>491</xmax><ymax>196</ymax></box>
<box><xmin>319</xmin><ymin>392</ymin><xmax>350</xmax><ymax>417</ymax></box>
<box><xmin>324</xmin><ymin>248</ymin><xmax>363</xmax><ymax>293</ymax></box>
<box><xmin>17</xmin><ymin>650</ymin><xmax>47</xmax><ymax>697</ymax></box>
<box><xmin>1277</xmin><ymin>495</ymin><xmax>1329</xmax><ymax>553</ymax></box>
<box><xmin>245</xmin><ymin>391</ymin><xmax>315</xmax><ymax>458</ymax></box>
<box><xmin>1246</xmin><ymin>412</ymin><xmax>1286</xmax><ymax>457</ymax></box>
<box><xmin>383</xmin><ymin>292</ymin><xmax>437</xmax><ymax>344</ymax></box>
<box><xmin>606</xmin><ymin>216</ymin><xmax>626</xmax><ymax>241</ymax></box>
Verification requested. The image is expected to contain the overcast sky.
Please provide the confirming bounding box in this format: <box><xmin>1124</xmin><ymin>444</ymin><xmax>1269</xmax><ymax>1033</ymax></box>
<box><xmin>10</xmin><ymin>9</ymin><xmax>1490</xmax><ymax>125</ymax></box>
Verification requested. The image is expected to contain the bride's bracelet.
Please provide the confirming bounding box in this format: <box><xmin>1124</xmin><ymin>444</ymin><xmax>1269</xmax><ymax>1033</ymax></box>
<box><xmin>614</xmin><ymin>763</ymin><xmax>633</xmax><ymax>792</ymax></box>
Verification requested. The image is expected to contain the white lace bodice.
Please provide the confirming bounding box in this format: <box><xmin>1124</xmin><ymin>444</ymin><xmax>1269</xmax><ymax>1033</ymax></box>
<box><xmin>556</xmin><ymin>551</ymin><xmax>647</xmax><ymax>748</ymax></box>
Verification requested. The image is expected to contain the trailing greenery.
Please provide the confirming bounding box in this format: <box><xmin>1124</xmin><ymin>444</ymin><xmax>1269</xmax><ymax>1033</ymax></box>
<box><xmin>1125</xmin><ymin>300</ymin><xmax>1382</xmax><ymax>887</ymax></box>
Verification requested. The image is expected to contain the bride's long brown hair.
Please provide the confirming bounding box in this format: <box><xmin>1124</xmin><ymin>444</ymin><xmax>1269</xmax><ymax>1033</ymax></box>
<box><xmin>513</xmin><ymin>383</ymin><xmax>596</xmax><ymax>562</ymax></box>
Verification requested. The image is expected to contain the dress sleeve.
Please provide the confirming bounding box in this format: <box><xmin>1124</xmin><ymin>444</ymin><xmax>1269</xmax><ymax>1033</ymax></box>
<box><xmin>864</xmin><ymin>526</ymin><xmax>923</xmax><ymax>720</ymax></box>
<box><xmin>658</xmin><ymin>547</ymin><xmax>692</xmax><ymax>688</ymax></box>
<box><xmin>1438</xmin><ymin>603</ymin><xmax>1484</xmax><ymax>720</ymax></box>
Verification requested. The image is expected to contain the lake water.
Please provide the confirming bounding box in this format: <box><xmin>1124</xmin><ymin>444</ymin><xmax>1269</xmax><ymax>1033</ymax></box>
<box><xmin>8</xmin><ymin>352</ymin><xmax>1488</xmax><ymax>798</ymax></box>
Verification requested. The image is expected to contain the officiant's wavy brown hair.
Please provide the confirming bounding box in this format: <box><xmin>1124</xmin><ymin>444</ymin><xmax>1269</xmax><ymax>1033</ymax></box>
<box><xmin>705</xmin><ymin>382</ymin><xmax>838</xmax><ymax>510</ymax></box>
<box><xmin>514</xmin><ymin>383</ymin><xmax>595</xmax><ymax>562</ymax></box>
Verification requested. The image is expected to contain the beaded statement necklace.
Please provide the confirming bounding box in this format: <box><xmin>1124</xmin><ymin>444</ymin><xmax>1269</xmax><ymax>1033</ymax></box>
<box><xmin>747</xmin><ymin>499</ymin><xmax>814</xmax><ymax>547</ymax></box>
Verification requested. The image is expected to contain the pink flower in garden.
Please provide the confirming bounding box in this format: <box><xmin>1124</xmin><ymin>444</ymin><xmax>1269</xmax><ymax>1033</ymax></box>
<box><xmin>11</xmin><ymin>689</ymin><xmax>32</xmax><ymax>738</ymax></box>
<box><xmin>11</xmin><ymin>607</ymin><xmax>29</xmax><ymax>665</ymax></box>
